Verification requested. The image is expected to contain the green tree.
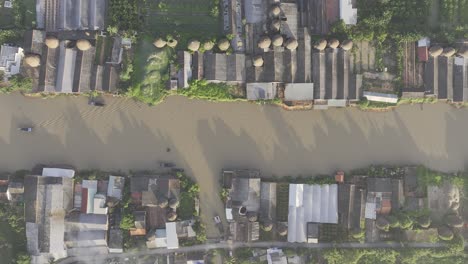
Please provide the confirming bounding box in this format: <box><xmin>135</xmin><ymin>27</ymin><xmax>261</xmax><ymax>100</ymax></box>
<box><xmin>15</xmin><ymin>253</ymin><xmax>31</xmax><ymax>264</ymax></box>
<box><xmin>120</xmin><ymin>214</ymin><xmax>135</xmax><ymax>230</ymax></box>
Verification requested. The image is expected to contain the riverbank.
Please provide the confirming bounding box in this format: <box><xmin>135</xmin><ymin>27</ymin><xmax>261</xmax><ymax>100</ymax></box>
<box><xmin>2</xmin><ymin>93</ymin><xmax>468</xmax><ymax>236</ymax></box>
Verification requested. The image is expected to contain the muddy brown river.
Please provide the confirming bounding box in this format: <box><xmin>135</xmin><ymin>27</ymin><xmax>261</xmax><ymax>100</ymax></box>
<box><xmin>1</xmin><ymin>94</ymin><xmax>467</xmax><ymax>236</ymax></box>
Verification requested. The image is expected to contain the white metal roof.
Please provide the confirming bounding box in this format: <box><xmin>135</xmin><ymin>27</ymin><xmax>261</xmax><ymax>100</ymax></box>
<box><xmin>284</xmin><ymin>83</ymin><xmax>314</xmax><ymax>101</ymax></box>
<box><xmin>363</xmin><ymin>91</ymin><xmax>398</xmax><ymax>103</ymax></box>
<box><xmin>365</xmin><ymin>202</ymin><xmax>376</xmax><ymax>219</ymax></box>
<box><xmin>165</xmin><ymin>222</ymin><xmax>179</xmax><ymax>249</ymax></box>
<box><xmin>287</xmin><ymin>184</ymin><xmax>338</xmax><ymax>243</ymax></box>
<box><xmin>42</xmin><ymin>168</ymin><xmax>75</xmax><ymax>178</ymax></box>
<box><xmin>339</xmin><ymin>0</ymin><xmax>357</xmax><ymax>25</ymax></box>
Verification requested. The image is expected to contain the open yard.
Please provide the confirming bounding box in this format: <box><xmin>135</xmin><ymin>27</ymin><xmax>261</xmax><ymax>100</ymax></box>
<box><xmin>127</xmin><ymin>36</ymin><xmax>173</xmax><ymax>104</ymax></box>
<box><xmin>144</xmin><ymin>0</ymin><xmax>221</xmax><ymax>46</ymax></box>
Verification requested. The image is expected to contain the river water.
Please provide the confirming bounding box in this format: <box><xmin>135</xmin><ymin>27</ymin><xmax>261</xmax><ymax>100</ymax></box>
<box><xmin>1</xmin><ymin>94</ymin><xmax>467</xmax><ymax>236</ymax></box>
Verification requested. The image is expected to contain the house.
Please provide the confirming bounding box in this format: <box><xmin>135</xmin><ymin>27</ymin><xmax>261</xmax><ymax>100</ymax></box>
<box><xmin>284</xmin><ymin>83</ymin><xmax>314</xmax><ymax>101</ymax></box>
<box><xmin>0</xmin><ymin>45</ymin><xmax>23</xmax><ymax>78</ymax></box>
<box><xmin>417</xmin><ymin>38</ymin><xmax>430</xmax><ymax>62</ymax></box>
<box><xmin>365</xmin><ymin>178</ymin><xmax>403</xmax><ymax>219</ymax></box>
<box><xmin>7</xmin><ymin>180</ymin><xmax>24</xmax><ymax>203</ymax></box>
<box><xmin>246</xmin><ymin>82</ymin><xmax>278</xmax><ymax>100</ymax></box>
<box><xmin>266</xmin><ymin>248</ymin><xmax>288</xmax><ymax>264</ymax></box>
<box><xmin>287</xmin><ymin>184</ymin><xmax>338</xmax><ymax>243</ymax></box>
<box><xmin>146</xmin><ymin>228</ymin><xmax>168</xmax><ymax>249</ymax></box>
<box><xmin>24</xmin><ymin>175</ymin><xmax>74</xmax><ymax>263</ymax></box>
<box><xmin>108</xmin><ymin>229</ymin><xmax>123</xmax><ymax>253</ymax></box>
<box><xmin>107</xmin><ymin>175</ymin><xmax>125</xmax><ymax>200</ymax></box>
<box><xmin>130</xmin><ymin>211</ymin><xmax>147</xmax><ymax>236</ymax></box>
<box><xmin>79</xmin><ymin>180</ymin><xmax>108</xmax><ymax>215</ymax></box>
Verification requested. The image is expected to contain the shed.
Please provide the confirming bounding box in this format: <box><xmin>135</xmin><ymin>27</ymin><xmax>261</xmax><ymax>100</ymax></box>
<box><xmin>363</xmin><ymin>91</ymin><xmax>398</xmax><ymax>104</ymax></box>
<box><xmin>284</xmin><ymin>83</ymin><xmax>314</xmax><ymax>101</ymax></box>
<box><xmin>247</xmin><ymin>83</ymin><xmax>277</xmax><ymax>100</ymax></box>
<box><xmin>108</xmin><ymin>229</ymin><xmax>123</xmax><ymax>253</ymax></box>
<box><xmin>42</xmin><ymin>168</ymin><xmax>75</xmax><ymax>178</ymax></box>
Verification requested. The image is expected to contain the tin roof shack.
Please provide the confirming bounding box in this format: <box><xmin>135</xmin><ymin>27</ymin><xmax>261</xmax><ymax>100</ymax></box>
<box><xmin>0</xmin><ymin>45</ymin><xmax>24</xmax><ymax>79</ymax></box>
<box><xmin>36</xmin><ymin>0</ymin><xmax>107</xmax><ymax>31</ymax></box>
<box><xmin>24</xmin><ymin>174</ymin><xmax>74</xmax><ymax>263</ymax></box>
<box><xmin>365</xmin><ymin>178</ymin><xmax>403</xmax><ymax>220</ymax></box>
<box><xmin>204</xmin><ymin>53</ymin><xmax>246</xmax><ymax>84</ymax></box>
<box><xmin>425</xmin><ymin>52</ymin><xmax>468</xmax><ymax>102</ymax></box>
<box><xmin>283</xmin><ymin>83</ymin><xmax>314</xmax><ymax>103</ymax></box>
<box><xmin>287</xmin><ymin>184</ymin><xmax>338</xmax><ymax>243</ymax></box>
<box><xmin>108</xmin><ymin>229</ymin><xmax>123</xmax><ymax>253</ymax></box>
<box><xmin>338</xmin><ymin>183</ymin><xmax>365</xmax><ymax>231</ymax></box>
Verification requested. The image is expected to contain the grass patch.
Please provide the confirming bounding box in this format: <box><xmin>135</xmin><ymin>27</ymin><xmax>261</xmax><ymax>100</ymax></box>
<box><xmin>356</xmin><ymin>99</ymin><xmax>397</xmax><ymax>110</ymax></box>
<box><xmin>125</xmin><ymin>36</ymin><xmax>173</xmax><ymax>104</ymax></box>
<box><xmin>145</xmin><ymin>0</ymin><xmax>221</xmax><ymax>47</ymax></box>
<box><xmin>177</xmin><ymin>80</ymin><xmax>244</xmax><ymax>101</ymax></box>
<box><xmin>398</xmin><ymin>97</ymin><xmax>437</xmax><ymax>105</ymax></box>
<box><xmin>178</xmin><ymin>192</ymin><xmax>195</xmax><ymax>219</ymax></box>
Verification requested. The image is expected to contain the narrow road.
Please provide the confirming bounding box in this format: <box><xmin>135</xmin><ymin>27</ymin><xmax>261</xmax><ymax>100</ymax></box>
<box><xmin>58</xmin><ymin>241</ymin><xmax>444</xmax><ymax>263</ymax></box>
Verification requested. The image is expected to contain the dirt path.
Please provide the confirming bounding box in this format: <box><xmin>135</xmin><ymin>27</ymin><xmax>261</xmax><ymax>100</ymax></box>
<box><xmin>1</xmin><ymin>94</ymin><xmax>468</xmax><ymax>236</ymax></box>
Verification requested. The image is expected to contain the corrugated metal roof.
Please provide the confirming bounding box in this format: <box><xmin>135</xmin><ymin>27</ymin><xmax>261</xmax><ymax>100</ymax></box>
<box><xmin>42</xmin><ymin>168</ymin><xmax>75</xmax><ymax>178</ymax></box>
<box><xmin>287</xmin><ymin>184</ymin><xmax>338</xmax><ymax>243</ymax></box>
<box><xmin>284</xmin><ymin>83</ymin><xmax>314</xmax><ymax>101</ymax></box>
<box><xmin>166</xmin><ymin>222</ymin><xmax>179</xmax><ymax>249</ymax></box>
